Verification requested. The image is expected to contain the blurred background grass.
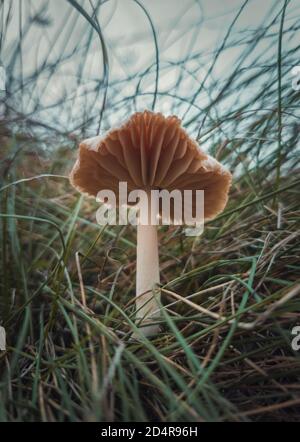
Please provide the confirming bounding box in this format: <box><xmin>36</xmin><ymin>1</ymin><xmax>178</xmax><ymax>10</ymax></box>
<box><xmin>0</xmin><ymin>0</ymin><xmax>300</xmax><ymax>422</ymax></box>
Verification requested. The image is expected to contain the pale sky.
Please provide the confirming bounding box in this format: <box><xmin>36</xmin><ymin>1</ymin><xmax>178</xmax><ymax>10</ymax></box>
<box><xmin>1</xmin><ymin>0</ymin><xmax>299</xmax><ymax>144</ymax></box>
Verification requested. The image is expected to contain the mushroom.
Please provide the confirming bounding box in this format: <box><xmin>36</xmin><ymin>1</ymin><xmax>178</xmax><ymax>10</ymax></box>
<box><xmin>70</xmin><ymin>111</ymin><xmax>232</xmax><ymax>338</ymax></box>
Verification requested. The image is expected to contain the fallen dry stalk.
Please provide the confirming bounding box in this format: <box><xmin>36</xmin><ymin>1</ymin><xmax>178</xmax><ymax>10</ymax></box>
<box><xmin>161</xmin><ymin>283</ymin><xmax>300</xmax><ymax>331</ymax></box>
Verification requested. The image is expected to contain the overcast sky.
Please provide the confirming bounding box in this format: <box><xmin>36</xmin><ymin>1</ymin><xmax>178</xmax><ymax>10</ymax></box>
<box><xmin>1</xmin><ymin>0</ymin><xmax>299</xmax><ymax>141</ymax></box>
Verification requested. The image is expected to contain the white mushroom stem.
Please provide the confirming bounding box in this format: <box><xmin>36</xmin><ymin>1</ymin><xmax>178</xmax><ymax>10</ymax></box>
<box><xmin>135</xmin><ymin>195</ymin><xmax>160</xmax><ymax>337</ymax></box>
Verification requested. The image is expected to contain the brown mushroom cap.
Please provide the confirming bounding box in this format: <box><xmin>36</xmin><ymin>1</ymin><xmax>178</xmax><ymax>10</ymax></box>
<box><xmin>70</xmin><ymin>110</ymin><xmax>232</xmax><ymax>220</ymax></box>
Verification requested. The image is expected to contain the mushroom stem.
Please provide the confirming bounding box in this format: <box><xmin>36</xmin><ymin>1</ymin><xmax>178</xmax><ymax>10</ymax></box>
<box><xmin>135</xmin><ymin>199</ymin><xmax>160</xmax><ymax>337</ymax></box>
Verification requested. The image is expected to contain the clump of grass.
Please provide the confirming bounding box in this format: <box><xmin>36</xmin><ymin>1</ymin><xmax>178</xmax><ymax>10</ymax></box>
<box><xmin>0</xmin><ymin>0</ymin><xmax>300</xmax><ymax>422</ymax></box>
